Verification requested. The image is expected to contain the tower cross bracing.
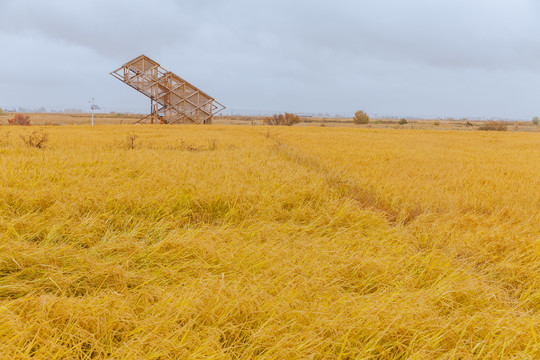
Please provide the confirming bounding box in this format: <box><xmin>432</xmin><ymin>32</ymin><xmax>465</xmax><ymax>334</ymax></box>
<box><xmin>111</xmin><ymin>55</ymin><xmax>225</xmax><ymax>124</ymax></box>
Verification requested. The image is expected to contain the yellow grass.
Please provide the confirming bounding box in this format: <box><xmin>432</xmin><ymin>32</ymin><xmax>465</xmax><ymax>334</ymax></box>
<box><xmin>0</xmin><ymin>124</ymin><xmax>539</xmax><ymax>359</ymax></box>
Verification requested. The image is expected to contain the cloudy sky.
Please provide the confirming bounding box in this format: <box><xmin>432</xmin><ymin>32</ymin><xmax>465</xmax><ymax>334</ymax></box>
<box><xmin>1</xmin><ymin>0</ymin><xmax>539</xmax><ymax>119</ymax></box>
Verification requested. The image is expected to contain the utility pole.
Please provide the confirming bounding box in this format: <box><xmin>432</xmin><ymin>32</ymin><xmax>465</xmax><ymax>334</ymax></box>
<box><xmin>89</xmin><ymin>98</ymin><xmax>100</xmax><ymax>126</ymax></box>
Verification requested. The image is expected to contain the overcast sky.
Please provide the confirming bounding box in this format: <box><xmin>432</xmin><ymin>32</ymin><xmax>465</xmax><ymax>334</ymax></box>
<box><xmin>1</xmin><ymin>0</ymin><xmax>539</xmax><ymax>119</ymax></box>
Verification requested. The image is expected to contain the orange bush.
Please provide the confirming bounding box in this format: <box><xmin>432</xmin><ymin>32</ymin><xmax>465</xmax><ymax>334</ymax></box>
<box><xmin>8</xmin><ymin>113</ymin><xmax>31</xmax><ymax>126</ymax></box>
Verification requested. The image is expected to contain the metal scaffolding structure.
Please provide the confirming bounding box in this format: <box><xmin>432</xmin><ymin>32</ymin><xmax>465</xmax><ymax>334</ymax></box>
<box><xmin>111</xmin><ymin>55</ymin><xmax>225</xmax><ymax>124</ymax></box>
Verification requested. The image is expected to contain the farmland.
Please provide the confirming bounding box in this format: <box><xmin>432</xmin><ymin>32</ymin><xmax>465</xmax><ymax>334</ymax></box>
<box><xmin>0</xmin><ymin>124</ymin><xmax>539</xmax><ymax>358</ymax></box>
<box><xmin>2</xmin><ymin>112</ymin><xmax>540</xmax><ymax>132</ymax></box>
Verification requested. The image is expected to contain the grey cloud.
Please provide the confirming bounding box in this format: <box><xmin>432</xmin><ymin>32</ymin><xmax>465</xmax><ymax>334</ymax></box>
<box><xmin>0</xmin><ymin>0</ymin><xmax>539</xmax><ymax>118</ymax></box>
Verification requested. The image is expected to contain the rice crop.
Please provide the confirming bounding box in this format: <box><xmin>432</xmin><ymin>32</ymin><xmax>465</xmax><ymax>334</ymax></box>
<box><xmin>0</xmin><ymin>125</ymin><xmax>538</xmax><ymax>359</ymax></box>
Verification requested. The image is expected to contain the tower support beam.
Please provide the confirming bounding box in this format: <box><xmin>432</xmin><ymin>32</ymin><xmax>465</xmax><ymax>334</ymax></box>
<box><xmin>111</xmin><ymin>55</ymin><xmax>225</xmax><ymax>124</ymax></box>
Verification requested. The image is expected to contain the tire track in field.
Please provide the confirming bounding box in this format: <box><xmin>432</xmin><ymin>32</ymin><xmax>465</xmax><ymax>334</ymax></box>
<box><xmin>257</xmin><ymin>130</ymin><xmax>532</xmax><ymax>310</ymax></box>
<box><xmin>263</xmin><ymin>133</ymin><xmax>422</xmax><ymax>226</ymax></box>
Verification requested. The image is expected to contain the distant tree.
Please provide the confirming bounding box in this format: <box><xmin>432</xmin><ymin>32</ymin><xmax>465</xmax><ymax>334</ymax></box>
<box><xmin>399</xmin><ymin>118</ymin><xmax>408</xmax><ymax>125</ymax></box>
<box><xmin>532</xmin><ymin>116</ymin><xmax>539</xmax><ymax>125</ymax></box>
<box><xmin>353</xmin><ymin>110</ymin><xmax>369</xmax><ymax>124</ymax></box>
<box><xmin>263</xmin><ymin>113</ymin><xmax>301</xmax><ymax>126</ymax></box>
<box><xmin>0</xmin><ymin>107</ymin><xmax>3</xmax><ymax>116</ymax></box>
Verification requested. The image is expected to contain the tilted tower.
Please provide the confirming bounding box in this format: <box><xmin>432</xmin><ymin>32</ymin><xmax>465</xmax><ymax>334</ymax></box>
<box><xmin>111</xmin><ymin>55</ymin><xmax>225</xmax><ymax>124</ymax></box>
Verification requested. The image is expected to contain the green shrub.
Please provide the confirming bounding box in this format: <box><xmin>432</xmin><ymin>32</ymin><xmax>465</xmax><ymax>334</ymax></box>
<box><xmin>399</xmin><ymin>118</ymin><xmax>408</xmax><ymax>125</ymax></box>
<box><xmin>532</xmin><ymin>116</ymin><xmax>539</xmax><ymax>125</ymax></box>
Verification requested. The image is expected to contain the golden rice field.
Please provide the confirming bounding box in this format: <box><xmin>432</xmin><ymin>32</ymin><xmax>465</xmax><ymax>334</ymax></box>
<box><xmin>0</xmin><ymin>124</ymin><xmax>539</xmax><ymax>359</ymax></box>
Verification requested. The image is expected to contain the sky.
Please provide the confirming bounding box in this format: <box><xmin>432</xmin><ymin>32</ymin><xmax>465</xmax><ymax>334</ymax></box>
<box><xmin>1</xmin><ymin>0</ymin><xmax>540</xmax><ymax>119</ymax></box>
